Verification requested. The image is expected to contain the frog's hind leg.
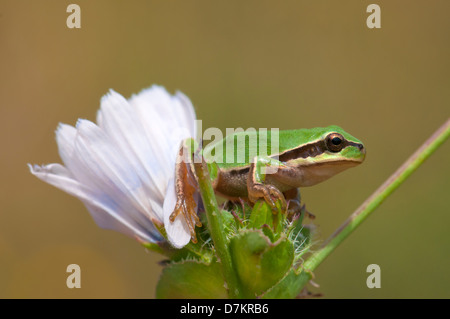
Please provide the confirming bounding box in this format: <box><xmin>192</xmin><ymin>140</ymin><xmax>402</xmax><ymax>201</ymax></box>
<box><xmin>283</xmin><ymin>188</ymin><xmax>315</xmax><ymax>220</ymax></box>
<box><xmin>169</xmin><ymin>139</ymin><xmax>202</xmax><ymax>243</ymax></box>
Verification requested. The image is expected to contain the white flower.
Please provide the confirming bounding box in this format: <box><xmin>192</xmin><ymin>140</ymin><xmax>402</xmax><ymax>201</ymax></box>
<box><xmin>29</xmin><ymin>85</ymin><xmax>198</xmax><ymax>248</ymax></box>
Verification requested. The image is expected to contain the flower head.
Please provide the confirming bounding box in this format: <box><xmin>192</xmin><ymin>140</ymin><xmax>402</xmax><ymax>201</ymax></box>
<box><xmin>29</xmin><ymin>85</ymin><xmax>197</xmax><ymax>248</ymax></box>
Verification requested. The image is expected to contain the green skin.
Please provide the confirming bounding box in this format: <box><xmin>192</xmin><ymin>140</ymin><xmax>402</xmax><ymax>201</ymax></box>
<box><xmin>171</xmin><ymin>125</ymin><xmax>366</xmax><ymax>241</ymax></box>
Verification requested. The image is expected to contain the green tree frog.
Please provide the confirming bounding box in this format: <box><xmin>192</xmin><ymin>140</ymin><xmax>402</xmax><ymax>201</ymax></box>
<box><xmin>170</xmin><ymin>125</ymin><xmax>366</xmax><ymax>242</ymax></box>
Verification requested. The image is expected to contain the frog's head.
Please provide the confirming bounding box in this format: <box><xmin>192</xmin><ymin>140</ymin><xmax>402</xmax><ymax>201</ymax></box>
<box><xmin>320</xmin><ymin>125</ymin><xmax>366</xmax><ymax>163</ymax></box>
<box><xmin>280</xmin><ymin>125</ymin><xmax>365</xmax><ymax>187</ymax></box>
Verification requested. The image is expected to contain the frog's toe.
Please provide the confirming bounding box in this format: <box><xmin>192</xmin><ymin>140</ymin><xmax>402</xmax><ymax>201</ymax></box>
<box><xmin>249</xmin><ymin>183</ymin><xmax>286</xmax><ymax>212</ymax></box>
<box><xmin>170</xmin><ymin>196</ymin><xmax>202</xmax><ymax>243</ymax></box>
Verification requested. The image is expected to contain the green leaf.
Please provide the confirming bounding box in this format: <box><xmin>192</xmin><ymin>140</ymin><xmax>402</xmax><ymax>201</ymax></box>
<box><xmin>261</xmin><ymin>268</ymin><xmax>311</xmax><ymax>299</ymax></box>
<box><xmin>229</xmin><ymin>230</ymin><xmax>294</xmax><ymax>298</ymax></box>
<box><xmin>261</xmin><ymin>224</ymin><xmax>276</xmax><ymax>243</ymax></box>
<box><xmin>248</xmin><ymin>200</ymin><xmax>273</xmax><ymax>229</ymax></box>
<box><xmin>221</xmin><ymin>209</ymin><xmax>237</xmax><ymax>233</ymax></box>
<box><xmin>156</xmin><ymin>260</ymin><xmax>228</xmax><ymax>299</ymax></box>
<box><xmin>248</xmin><ymin>200</ymin><xmax>286</xmax><ymax>237</ymax></box>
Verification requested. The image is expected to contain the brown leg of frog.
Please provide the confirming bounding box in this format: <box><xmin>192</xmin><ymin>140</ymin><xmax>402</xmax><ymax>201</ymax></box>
<box><xmin>283</xmin><ymin>188</ymin><xmax>302</xmax><ymax>219</ymax></box>
<box><xmin>169</xmin><ymin>142</ymin><xmax>202</xmax><ymax>243</ymax></box>
<box><xmin>283</xmin><ymin>188</ymin><xmax>315</xmax><ymax>220</ymax></box>
<box><xmin>247</xmin><ymin>182</ymin><xmax>286</xmax><ymax>212</ymax></box>
<box><xmin>246</xmin><ymin>156</ymin><xmax>298</xmax><ymax>212</ymax></box>
<box><xmin>247</xmin><ymin>156</ymin><xmax>316</xmax><ymax>215</ymax></box>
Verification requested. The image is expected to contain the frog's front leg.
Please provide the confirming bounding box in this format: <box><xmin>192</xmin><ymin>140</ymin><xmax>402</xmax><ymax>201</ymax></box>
<box><xmin>247</xmin><ymin>156</ymin><xmax>297</xmax><ymax>212</ymax></box>
<box><xmin>169</xmin><ymin>139</ymin><xmax>202</xmax><ymax>243</ymax></box>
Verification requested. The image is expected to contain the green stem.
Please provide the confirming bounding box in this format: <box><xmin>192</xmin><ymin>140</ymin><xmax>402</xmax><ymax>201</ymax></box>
<box><xmin>193</xmin><ymin>152</ymin><xmax>243</xmax><ymax>298</ymax></box>
<box><xmin>304</xmin><ymin>118</ymin><xmax>450</xmax><ymax>272</ymax></box>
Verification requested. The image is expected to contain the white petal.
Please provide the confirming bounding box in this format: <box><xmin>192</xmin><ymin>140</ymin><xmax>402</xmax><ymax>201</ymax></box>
<box><xmin>55</xmin><ymin>123</ymin><xmax>77</xmax><ymax>168</ymax></box>
<box><xmin>28</xmin><ymin>164</ymin><xmax>162</xmax><ymax>243</ymax></box>
<box><xmin>82</xmin><ymin>202</ymin><xmax>161</xmax><ymax>243</ymax></box>
<box><xmin>97</xmin><ymin>89</ymin><xmax>166</xmax><ymax>216</ymax></box>
<box><xmin>174</xmin><ymin>91</ymin><xmax>198</xmax><ymax>139</ymax></box>
<box><xmin>73</xmin><ymin>119</ymin><xmax>162</xmax><ymax>226</ymax></box>
<box><xmin>29</xmin><ymin>163</ymin><xmax>79</xmax><ymax>193</ymax></box>
<box><xmin>163</xmin><ymin>177</ymin><xmax>191</xmax><ymax>249</ymax></box>
<box><xmin>127</xmin><ymin>86</ymin><xmax>200</xmax><ymax>248</ymax></box>
<box><xmin>129</xmin><ymin>87</ymin><xmax>178</xmax><ymax>173</ymax></box>
<box><xmin>130</xmin><ymin>86</ymin><xmax>195</xmax><ymax>168</ymax></box>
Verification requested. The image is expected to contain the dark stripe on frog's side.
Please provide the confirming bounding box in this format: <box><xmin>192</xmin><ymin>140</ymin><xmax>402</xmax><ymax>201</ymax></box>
<box><xmin>278</xmin><ymin>139</ymin><xmax>364</xmax><ymax>163</ymax></box>
<box><xmin>278</xmin><ymin>139</ymin><xmax>327</xmax><ymax>162</ymax></box>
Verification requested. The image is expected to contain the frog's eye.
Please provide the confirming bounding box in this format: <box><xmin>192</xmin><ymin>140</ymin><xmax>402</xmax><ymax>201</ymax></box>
<box><xmin>326</xmin><ymin>133</ymin><xmax>345</xmax><ymax>152</ymax></box>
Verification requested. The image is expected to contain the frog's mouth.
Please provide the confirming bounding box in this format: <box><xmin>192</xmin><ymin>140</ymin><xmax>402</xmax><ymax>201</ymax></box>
<box><xmin>295</xmin><ymin>159</ymin><xmax>363</xmax><ymax>187</ymax></box>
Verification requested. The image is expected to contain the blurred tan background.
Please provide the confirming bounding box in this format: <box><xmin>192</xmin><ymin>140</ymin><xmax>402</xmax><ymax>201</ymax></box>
<box><xmin>1</xmin><ymin>0</ymin><xmax>449</xmax><ymax>298</ymax></box>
